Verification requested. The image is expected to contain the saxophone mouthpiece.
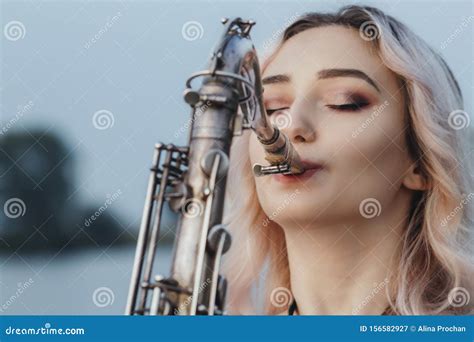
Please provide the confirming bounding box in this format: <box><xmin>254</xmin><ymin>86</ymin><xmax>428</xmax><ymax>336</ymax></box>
<box><xmin>252</xmin><ymin>164</ymin><xmax>263</xmax><ymax>177</ymax></box>
<box><xmin>253</xmin><ymin>163</ymin><xmax>293</xmax><ymax>177</ymax></box>
<box><xmin>252</xmin><ymin>129</ymin><xmax>305</xmax><ymax>177</ymax></box>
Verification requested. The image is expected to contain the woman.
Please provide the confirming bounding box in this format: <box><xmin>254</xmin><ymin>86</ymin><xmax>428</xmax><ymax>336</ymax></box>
<box><xmin>223</xmin><ymin>5</ymin><xmax>473</xmax><ymax>315</ymax></box>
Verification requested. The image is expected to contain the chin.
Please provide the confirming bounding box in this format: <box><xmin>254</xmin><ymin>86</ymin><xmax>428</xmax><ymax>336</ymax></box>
<box><xmin>261</xmin><ymin>198</ymin><xmax>323</xmax><ymax>225</ymax></box>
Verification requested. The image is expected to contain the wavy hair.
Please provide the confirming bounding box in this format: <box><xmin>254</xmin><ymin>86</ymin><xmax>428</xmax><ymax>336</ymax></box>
<box><xmin>222</xmin><ymin>5</ymin><xmax>473</xmax><ymax>315</ymax></box>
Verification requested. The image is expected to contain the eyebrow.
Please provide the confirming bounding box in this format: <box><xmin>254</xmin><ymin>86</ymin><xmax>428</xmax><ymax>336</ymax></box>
<box><xmin>262</xmin><ymin>68</ymin><xmax>381</xmax><ymax>93</ymax></box>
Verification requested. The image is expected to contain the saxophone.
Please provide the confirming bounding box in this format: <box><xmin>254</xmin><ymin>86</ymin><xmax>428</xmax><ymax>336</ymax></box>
<box><xmin>125</xmin><ymin>17</ymin><xmax>304</xmax><ymax>316</ymax></box>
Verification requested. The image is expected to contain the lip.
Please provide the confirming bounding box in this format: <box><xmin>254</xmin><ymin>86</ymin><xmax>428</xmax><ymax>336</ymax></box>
<box><xmin>272</xmin><ymin>160</ymin><xmax>325</xmax><ymax>184</ymax></box>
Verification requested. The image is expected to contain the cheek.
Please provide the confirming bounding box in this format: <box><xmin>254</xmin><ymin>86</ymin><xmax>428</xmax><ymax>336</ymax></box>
<box><xmin>333</xmin><ymin>111</ymin><xmax>411</xmax><ymax>198</ymax></box>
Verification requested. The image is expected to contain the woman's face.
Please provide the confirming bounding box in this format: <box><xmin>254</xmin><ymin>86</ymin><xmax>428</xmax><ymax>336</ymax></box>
<box><xmin>249</xmin><ymin>25</ymin><xmax>417</xmax><ymax>227</ymax></box>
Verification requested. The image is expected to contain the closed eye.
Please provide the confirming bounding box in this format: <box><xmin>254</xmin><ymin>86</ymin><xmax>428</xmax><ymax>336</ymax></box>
<box><xmin>266</xmin><ymin>107</ymin><xmax>289</xmax><ymax>115</ymax></box>
<box><xmin>267</xmin><ymin>101</ymin><xmax>369</xmax><ymax>114</ymax></box>
<box><xmin>327</xmin><ymin>102</ymin><xmax>369</xmax><ymax>112</ymax></box>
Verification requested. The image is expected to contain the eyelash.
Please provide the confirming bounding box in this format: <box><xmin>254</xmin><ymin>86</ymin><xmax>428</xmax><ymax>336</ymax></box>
<box><xmin>326</xmin><ymin>101</ymin><xmax>370</xmax><ymax>112</ymax></box>
<box><xmin>266</xmin><ymin>107</ymin><xmax>287</xmax><ymax>115</ymax></box>
<box><xmin>266</xmin><ymin>101</ymin><xmax>369</xmax><ymax>115</ymax></box>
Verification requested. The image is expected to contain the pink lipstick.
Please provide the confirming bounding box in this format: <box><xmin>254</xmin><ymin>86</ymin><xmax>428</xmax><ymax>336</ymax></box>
<box><xmin>273</xmin><ymin>160</ymin><xmax>324</xmax><ymax>184</ymax></box>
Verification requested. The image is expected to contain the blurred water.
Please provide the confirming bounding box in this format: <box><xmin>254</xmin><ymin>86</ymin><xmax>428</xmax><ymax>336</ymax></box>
<box><xmin>0</xmin><ymin>244</ymin><xmax>172</xmax><ymax>315</ymax></box>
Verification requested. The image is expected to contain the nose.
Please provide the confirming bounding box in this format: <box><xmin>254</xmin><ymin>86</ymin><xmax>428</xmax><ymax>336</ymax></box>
<box><xmin>287</xmin><ymin>124</ymin><xmax>316</xmax><ymax>144</ymax></box>
<box><xmin>277</xmin><ymin>100</ymin><xmax>316</xmax><ymax>144</ymax></box>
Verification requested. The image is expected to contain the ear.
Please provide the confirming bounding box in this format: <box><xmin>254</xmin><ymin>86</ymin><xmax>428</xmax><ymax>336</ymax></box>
<box><xmin>402</xmin><ymin>163</ymin><xmax>428</xmax><ymax>191</ymax></box>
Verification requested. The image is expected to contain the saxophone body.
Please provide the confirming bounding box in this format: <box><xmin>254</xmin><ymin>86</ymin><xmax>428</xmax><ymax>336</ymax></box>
<box><xmin>125</xmin><ymin>18</ymin><xmax>304</xmax><ymax>316</ymax></box>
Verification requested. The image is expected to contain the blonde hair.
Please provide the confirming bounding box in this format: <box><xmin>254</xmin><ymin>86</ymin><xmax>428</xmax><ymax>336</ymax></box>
<box><xmin>222</xmin><ymin>5</ymin><xmax>473</xmax><ymax>315</ymax></box>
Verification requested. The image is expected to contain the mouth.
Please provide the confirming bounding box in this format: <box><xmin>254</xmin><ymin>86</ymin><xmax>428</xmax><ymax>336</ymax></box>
<box><xmin>272</xmin><ymin>160</ymin><xmax>325</xmax><ymax>184</ymax></box>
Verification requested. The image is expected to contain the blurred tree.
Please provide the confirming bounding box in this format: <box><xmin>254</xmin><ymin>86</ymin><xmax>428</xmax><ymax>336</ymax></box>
<box><xmin>0</xmin><ymin>129</ymin><xmax>133</xmax><ymax>254</ymax></box>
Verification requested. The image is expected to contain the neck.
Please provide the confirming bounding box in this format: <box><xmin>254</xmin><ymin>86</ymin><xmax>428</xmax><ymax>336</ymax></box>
<box><xmin>282</xmin><ymin>196</ymin><xmax>410</xmax><ymax>315</ymax></box>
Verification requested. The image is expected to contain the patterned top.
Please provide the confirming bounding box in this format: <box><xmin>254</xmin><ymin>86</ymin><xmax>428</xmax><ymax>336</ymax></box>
<box><xmin>287</xmin><ymin>299</ymin><xmax>394</xmax><ymax>315</ymax></box>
